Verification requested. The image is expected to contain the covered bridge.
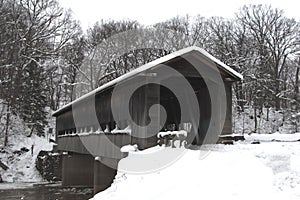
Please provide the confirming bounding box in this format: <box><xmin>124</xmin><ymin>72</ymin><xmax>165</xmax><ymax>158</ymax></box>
<box><xmin>52</xmin><ymin>46</ymin><xmax>242</xmax><ymax>193</ymax></box>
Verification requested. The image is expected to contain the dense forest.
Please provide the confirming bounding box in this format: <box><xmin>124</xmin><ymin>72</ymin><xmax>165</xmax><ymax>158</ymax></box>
<box><xmin>0</xmin><ymin>0</ymin><xmax>299</xmax><ymax>146</ymax></box>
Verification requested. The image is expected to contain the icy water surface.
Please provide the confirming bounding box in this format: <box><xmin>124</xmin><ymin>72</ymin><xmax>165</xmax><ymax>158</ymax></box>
<box><xmin>0</xmin><ymin>182</ymin><xmax>93</xmax><ymax>200</ymax></box>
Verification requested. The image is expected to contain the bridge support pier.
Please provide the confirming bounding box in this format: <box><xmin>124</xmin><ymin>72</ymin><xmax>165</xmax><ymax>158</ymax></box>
<box><xmin>93</xmin><ymin>157</ymin><xmax>119</xmax><ymax>194</ymax></box>
<box><xmin>61</xmin><ymin>152</ymin><xmax>119</xmax><ymax>194</ymax></box>
<box><xmin>62</xmin><ymin>152</ymin><xmax>94</xmax><ymax>187</ymax></box>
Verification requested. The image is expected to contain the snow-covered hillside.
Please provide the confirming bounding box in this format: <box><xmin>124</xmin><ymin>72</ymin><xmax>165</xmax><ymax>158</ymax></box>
<box><xmin>233</xmin><ymin>107</ymin><xmax>299</xmax><ymax>134</ymax></box>
<box><xmin>0</xmin><ymin>134</ymin><xmax>53</xmax><ymax>183</ymax></box>
<box><xmin>91</xmin><ymin>134</ymin><xmax>300</xmax><ymax>200</ymax></box>
<box><xmin>0</xmin><ymin>102</ymin><xmax>54</xmax><ymax>183</ymax></box>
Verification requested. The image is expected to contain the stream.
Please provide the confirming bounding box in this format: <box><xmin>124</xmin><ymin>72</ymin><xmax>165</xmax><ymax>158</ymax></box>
<box><xmin>0</xmin><ymin>182</ymin><xmax>93</xmax><ymax>200</ymax></box>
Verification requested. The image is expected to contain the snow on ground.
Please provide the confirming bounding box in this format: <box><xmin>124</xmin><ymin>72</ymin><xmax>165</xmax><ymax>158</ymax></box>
<box><xmin>91</xmin><ymin>134</ymin><xmax>300</xmax><ymax>200</ymax></box>
<box><xmin>0</xmin><ymin>134</ymin><xmax>53</xmax><ymax>184</ymax></box>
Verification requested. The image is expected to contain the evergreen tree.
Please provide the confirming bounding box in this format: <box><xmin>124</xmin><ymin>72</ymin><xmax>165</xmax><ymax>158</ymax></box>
<box><xmin>19</xmin><ymin>61</ymin><xmax>48</xmax><ymax>136</ymax></box>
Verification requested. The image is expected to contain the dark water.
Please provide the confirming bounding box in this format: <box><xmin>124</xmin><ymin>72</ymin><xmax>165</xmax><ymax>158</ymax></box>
<box><xmin>0</xmin><ymin>183</ymin><xmax>93</xmax><ymax>200</ymax></box>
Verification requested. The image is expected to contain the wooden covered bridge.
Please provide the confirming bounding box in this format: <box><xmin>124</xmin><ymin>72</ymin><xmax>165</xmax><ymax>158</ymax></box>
<box><xmin>52</xmin><ymin>46</ymin><xmax>242</xmax><ymax>193</ymax></box>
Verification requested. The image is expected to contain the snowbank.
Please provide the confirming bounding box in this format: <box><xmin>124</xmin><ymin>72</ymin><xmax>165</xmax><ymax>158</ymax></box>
<box><xmin>91</xmin><ymin>138</ymin><xmax>300</xmax><ymax>200</ymax></box>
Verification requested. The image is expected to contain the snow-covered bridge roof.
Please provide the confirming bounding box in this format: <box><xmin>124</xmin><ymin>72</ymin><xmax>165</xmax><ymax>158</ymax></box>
<box><xmin>52</xmin><ymin>46</ymin><xmax>243</xmax><ymax>116</ymax></box>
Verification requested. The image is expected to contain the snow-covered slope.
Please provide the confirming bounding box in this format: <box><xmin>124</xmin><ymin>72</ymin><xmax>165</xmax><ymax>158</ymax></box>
<box><xmin>233</xmin><ymin>107</ymin><xmax>299</xmax><ymax>134</ymax></box>
<box><xmin>0</xmin><ymin>134</ymin><xmax>53</xmax><ymax>183</ymax></box>
<box><xmin>91</xmin><ymin>138</ymin><xmax>300</xmax><ymax>200</ymax></box>
<box><xmin>0</xmin><ymin>102</ymin><xmax>54</xmax><ymax>184</ymax></box>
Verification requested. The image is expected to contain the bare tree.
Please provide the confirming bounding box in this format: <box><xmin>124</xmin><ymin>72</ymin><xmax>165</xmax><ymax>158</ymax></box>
<box><xmin>236</xmin><ymin>4</ymin><xmax>299</xmax><ymax>110</ymax></box>
<box><xmin>0</xmin><ymin>0</ymin><xmax>80</xmax><ymax>144</ymax></box>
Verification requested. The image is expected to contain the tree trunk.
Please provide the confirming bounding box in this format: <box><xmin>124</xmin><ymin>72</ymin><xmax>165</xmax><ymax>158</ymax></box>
<box><xmin>234</xmin><ymin>82</ymin><xmax>244</xmax><ymax>112</ymax></box>
<box><xmin>28</xmin><ymin>126</ymin><xmax>35</xmax><ymax>137</ymax></box>
<box><xmin>254</xmin><ymin>107</ymin><xmax>257</xmax><ymax>133</ymax></box>
<box><xmin>295</xmin><ymin>65</ymin><xmax>299</xmax><ymax>110</ymax></box>
<box><xmin>275</xmin><ymin>79</ymin><xmax>280</xmax><ymax>111</ymax></box>
<box><xmin>4</xmin><ymin>105</ymin><xmax>10</xmax><ymax>147</ymax></box>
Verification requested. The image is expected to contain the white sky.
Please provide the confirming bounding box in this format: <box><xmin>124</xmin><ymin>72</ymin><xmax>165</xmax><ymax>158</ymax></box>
<box><xmin>59</xmin><ymin>0</ymin><xmax>300</xmax><ymax>30</ymax></box>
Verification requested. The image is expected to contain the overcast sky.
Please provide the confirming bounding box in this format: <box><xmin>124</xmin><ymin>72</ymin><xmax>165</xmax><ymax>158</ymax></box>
<box><xmin>59</xmin><ymin>0</ymin><xmax>300</xmax><ymax>30</ymax></box>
